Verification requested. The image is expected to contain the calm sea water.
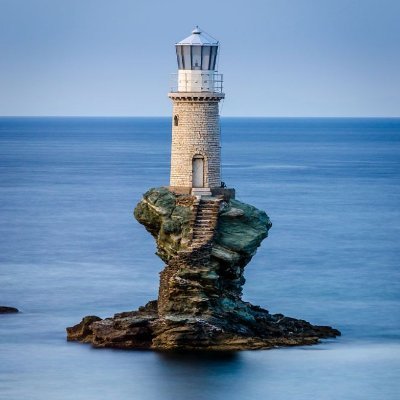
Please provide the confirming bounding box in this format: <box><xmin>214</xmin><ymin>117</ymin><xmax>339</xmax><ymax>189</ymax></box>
<box><xmin>0</xmin><ymin>117</ymin><xmax>399</xmax><ymax>400</ymax></box>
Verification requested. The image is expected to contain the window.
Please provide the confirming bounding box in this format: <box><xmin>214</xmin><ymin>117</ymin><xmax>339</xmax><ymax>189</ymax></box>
<box><xmin>202</xmin><ymin>46</ymin><xmax>211</xmax><ymax>70</ymax></box>
<box><xmin>210</xmin><ymin>46</ymin><xmax>218</xmax><ymax>70</ymax></box>
<box><xmin>182</xmin><ymin>46</ymin><xmax>191</xmax><ymax>70</ymax></box>
<box><xmin>174</xmin><ymin>115</ymin><xmax>179</xmax><ymax>126</ymax></box>
<box><xmin>176</xmin><ymin>46</ymin><xmax>183</xmax><ymax>69</ymax></box>
<box><xmin>191</xmin><ymin>46</ymin><xmax>202</xmax><ymax>70</ymax></box>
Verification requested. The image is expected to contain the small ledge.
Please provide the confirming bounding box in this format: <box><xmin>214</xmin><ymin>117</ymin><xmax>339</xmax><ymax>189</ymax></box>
<box><xmin>168</xmin><ymin>92</ymin><xmax>225</xmax><ymax>101</ymax></box>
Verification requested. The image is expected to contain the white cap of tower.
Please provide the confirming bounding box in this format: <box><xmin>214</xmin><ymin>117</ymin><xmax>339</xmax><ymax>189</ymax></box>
<box><xmin>177</xmin><ymin>26</ymin><xmax>219</xmax><ymax>46</ymax></box>
<box><xmin>175</xmin><ymin>26</ymin><xmax>221</xmax><ymax>92</ymax></box>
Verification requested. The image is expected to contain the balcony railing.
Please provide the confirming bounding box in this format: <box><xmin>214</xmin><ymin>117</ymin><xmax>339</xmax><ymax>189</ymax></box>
<box><xmin>170</xmin><ymin>72</ymin><xmax>223</xmax><ymax>93</ymax></box>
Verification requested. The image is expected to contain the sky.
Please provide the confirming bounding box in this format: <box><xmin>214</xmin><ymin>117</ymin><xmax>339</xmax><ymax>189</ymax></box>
<box><xmin>0</xmin><ymin>0</ymin><xmax>399</xmax><ymax>117</ymax></box>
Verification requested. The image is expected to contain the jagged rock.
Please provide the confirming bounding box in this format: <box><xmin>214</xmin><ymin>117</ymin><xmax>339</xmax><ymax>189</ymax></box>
<box><xmin>67</xmin><ymin>187</ymin><xmax>340</xmax><ymax>350</ymax></box>
<box><xmin>220</xmin><ymin>207</ymin><xmax>244</xmax><ymax>218</ymax></box>
<box><xmin>0</xmin><ymin>306</ymin><xmax>19</xmax><ymax>314</ymax></box>
<box><xmin>66</xmin><ymin>316</ymin><xmax>102</xmax><ymax>342</ymax></box>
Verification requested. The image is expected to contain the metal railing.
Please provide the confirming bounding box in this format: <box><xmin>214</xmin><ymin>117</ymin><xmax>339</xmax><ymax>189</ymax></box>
<box><xmin>170</xmin><ymin>72</ymin><xmax>223</xmax><ymax>93</ymax></box>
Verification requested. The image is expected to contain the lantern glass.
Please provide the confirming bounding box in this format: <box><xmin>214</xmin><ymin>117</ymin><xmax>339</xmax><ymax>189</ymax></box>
<box><xmin>210</xmin><ymin>46</ymin><xmax>218</xmax><ymax>70</ymax></box>
<box><xmin>202</xmin><ymin>46</ymin><xmax>211</xmax><ymax>70</ymax></box>
<box><xmin>176</xmin><ymin>46</ymin><xmax>183</xmax><ymax>69</ymax></box>
<box><xmin>191</xmin><ymin>46</ymin><xmax>202</xmax><ymax>69</ymax></box>
<box><xmin>175</xmin><ymin>44</ymin><xmax>218</xmax><ymax>70</ymax></box>
<box><xmin>182</xmin><ymin>46</ymin><xmax>191</xmax><ymax>70</ymax></box>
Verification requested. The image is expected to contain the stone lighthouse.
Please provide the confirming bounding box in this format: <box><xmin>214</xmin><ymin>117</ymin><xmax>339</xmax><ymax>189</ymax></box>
<box><xmin>66</xmin><ymin>26</ymin><xmax>340</xmax><ymax>351</ymax></box>
<box><xmin>168</xmin><ymin>27</ymin><xmax>225</xmax><ymax>197</ymax></box>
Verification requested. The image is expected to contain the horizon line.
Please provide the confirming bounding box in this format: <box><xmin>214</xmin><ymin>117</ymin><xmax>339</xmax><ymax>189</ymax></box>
<box><xmin>1</xmin><ymin>115</ymin><xmax>400</xmax><ymax>119</ymax></box>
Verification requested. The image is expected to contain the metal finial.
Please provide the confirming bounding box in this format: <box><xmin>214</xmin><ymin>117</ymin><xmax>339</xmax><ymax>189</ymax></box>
<box><xmin>192</xmin><ymin>26</ymin><xmax>201</xmax><ymax>34</ymax></box>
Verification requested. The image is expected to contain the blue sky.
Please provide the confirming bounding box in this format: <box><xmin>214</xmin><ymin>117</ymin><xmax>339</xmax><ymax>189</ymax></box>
<box><xmin>0</xmin><ymin>0</ymin><xmax>399</xmax><ymax>116</ymax></box>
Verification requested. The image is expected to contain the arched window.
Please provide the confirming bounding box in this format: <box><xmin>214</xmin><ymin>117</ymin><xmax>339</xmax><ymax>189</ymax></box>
<box><xmin>174</xmin><ymin>115</ymin><xmax>179</xmax><ymax>126</ymax></box>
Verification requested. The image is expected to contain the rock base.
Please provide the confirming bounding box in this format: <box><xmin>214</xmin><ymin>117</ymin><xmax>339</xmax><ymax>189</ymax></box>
<box><xmin>66</xmin><ymin>187</ymin><xmax>340</xmax><ymax>351</ymax></box>
<box><xmin>67</xmin><ymin>300</ymin><xmax>340</xmax><ymax>350</ymax></box>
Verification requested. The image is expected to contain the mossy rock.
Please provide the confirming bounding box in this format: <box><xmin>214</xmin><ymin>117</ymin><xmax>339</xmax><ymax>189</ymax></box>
<box><xmin>216</xmin><ymin>199</ymin><xmax>272</xmax><ymax>255</ymax></box>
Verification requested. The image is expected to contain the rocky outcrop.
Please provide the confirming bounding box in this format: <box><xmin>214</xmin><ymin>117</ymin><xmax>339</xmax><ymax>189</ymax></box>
<box><xmin>67</xmin><ymin>187</ymin><xmax>340</xmax><ymax>350</ymax></box>
<box><xmin>0</xmin><ymin>306</ymin><xmax>19</xmax><ymax>314</ymax></box>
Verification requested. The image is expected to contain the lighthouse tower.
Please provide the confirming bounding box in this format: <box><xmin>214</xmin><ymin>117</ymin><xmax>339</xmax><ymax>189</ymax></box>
<box><xmin>168</xmin><ymin>27</ymin><xmax>225</xmax><ymax>197</ymax></box>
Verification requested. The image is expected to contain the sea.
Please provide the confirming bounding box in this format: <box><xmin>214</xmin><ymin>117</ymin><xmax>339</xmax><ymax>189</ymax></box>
<box><xmin>0</xmin><ymin>117</ymin><xmax>399</xmax><ymax>400</ymax></box>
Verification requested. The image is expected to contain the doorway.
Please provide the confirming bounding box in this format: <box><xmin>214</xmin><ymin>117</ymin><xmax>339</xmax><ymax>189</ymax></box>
<box><xmin>192</xmin><ymin>155</ymin><xmax>204</xmax><ymax>187</ymax></box>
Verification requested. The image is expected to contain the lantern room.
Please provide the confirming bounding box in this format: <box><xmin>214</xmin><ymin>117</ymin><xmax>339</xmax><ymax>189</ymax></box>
<box><xmin>173</xmin><ymin>27</ymin><xmax>223</xmax><ymax>93</ymax></box>
<box><xmin>175</xmin><ymin>26</ymin><xmax>219</xmax><ymax>71</ymax></box>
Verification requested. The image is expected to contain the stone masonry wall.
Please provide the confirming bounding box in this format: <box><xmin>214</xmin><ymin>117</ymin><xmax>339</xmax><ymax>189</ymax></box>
<box><xmin>170</xmin><ymin>100</ymin><xmax>221</xmax><ymax>188</ymax></box>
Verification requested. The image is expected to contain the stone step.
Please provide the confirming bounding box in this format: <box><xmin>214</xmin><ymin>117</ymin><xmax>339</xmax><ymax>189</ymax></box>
<box><xmin>192</xmin><ymin>235</ymin><xmax>213</xmax><ymax>240</ymax></box>
<box><xmin>199</xmin><ymin>212</ymin><xmax>218</xmax><ymax>215</ymax></box>
<box><xmin>193</xmin><ymin>233</ymin><xmax>213</xmax><ymax>237</ymax></box>
<box><xmin>193</xmin><ymin>234</ymin><xmax>213</xmax><ymax>238</ymax></box>
<box><xmin>191</xmin><ymin>243</ymin><xmax>212</xmax><ymax>248</ymax></box>
<box><xmin>193</xmin><ymin>233</ymin><xmax>213</xmax><ymax>238</ymax></box>
<box><xmin>188</xmin><ymin>198</ymin><xmax>221</xmax><ymax>251</ymax></box>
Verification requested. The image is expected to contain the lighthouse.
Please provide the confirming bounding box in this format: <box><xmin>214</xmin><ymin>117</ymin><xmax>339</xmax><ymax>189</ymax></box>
<box><xmin>168</xmin><ymin>27</ymin><xmax>225</xmax><ymax>197</ymax></box>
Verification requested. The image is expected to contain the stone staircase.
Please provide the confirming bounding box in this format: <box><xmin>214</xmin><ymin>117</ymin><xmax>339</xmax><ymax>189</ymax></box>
<box><xmin>158</xmin><ymin>197</ymin><xmax>223</xmax><ymax>315</ymax></box>
<box><xmin>190</xmin><ymin>198</ymin><xmax>222</xmax><ymax>249</ymax></box>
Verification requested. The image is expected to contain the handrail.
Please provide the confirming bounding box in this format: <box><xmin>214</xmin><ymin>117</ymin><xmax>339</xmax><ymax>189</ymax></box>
<box><xmin>169</xmin><ymin>72</ymin><xmax>223</xmax><ymax>93</ymax></box>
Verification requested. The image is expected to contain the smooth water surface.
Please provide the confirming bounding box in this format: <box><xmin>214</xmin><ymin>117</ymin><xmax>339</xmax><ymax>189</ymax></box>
<box><xmin>0</xmin><ymin>117</ymin><xmax>399</xmax><ymax>399</ymax></box>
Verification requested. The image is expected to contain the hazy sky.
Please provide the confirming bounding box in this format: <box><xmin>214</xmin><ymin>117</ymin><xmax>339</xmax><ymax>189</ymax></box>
<box><xmin>0</xmin><ymin>0</ymin><xmax>399</xmax><ymax>116</ymax></box>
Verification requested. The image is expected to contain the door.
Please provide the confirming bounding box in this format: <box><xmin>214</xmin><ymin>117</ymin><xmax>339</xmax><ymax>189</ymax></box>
<box><xmin>192</xmin><ymin>156</ymin><xmax>204</xmax><ymax>187</ymax></box>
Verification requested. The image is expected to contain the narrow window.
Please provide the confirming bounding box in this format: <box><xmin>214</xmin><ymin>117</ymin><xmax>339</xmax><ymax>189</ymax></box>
<box><xmin>174</xmin><ymin>115</ymin><xmax>179</xmax><ymax>126</ymax></box>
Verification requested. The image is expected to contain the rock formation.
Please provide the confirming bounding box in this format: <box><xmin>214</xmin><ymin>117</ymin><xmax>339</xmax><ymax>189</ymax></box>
<box><xmin>0</xmin><ymin>306</ymin><xmax>19</xmax><ymax>314</ymax></box>
<box><xmin>67</xmin><ymin>187</ymin><xmax>340</xmax><ymax>350</ymax></box>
